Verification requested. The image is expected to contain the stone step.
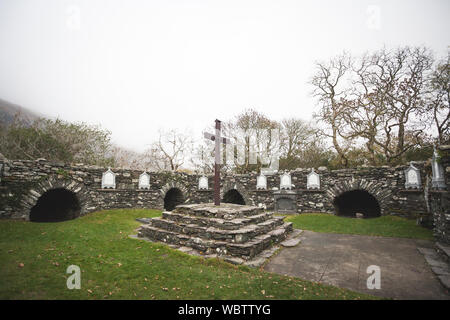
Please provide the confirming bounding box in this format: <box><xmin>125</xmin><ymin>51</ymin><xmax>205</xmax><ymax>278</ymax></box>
<box><xmin>148</xmin><ymin>216</ymin><xmax>285</xmax><ymax>243</ymax></box>
<box><xmin>162</xmin><ymin>211</ymin><xmax>276</xmax><ymax>230</ymax></box>
<box><xmin>174</xmin><ymin>203</ymin><xmax>265</xmax><ymax>219</ymax></box>
<box><xmin>136</xmin><ymin>217</ymin><xmax>151</xmax><ymax>224</ymax></box>
<box><xmin>436</xmin><ymin>242</ymin><xmax>450</xmax><ymax>263</ymax></box>
<box><xmin>417</xmin><ymin>246</ymin><xmax>450</xmax><ymax>291</ymax></box>
<box><xmin>138</xmin><ymin>222</ymin><xmax>292</xmax><ymax>259</ymax></box>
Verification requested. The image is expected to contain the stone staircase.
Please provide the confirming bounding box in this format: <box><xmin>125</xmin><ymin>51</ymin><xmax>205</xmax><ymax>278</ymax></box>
<box><xmin>135</xmin><ymin>203</ymin><xmax>299</xmax><ymax>267</ymax></box>
<box><xmin>418</xmin><ymin>242</ymin><xmax>450</xmax><ymax>291</ymax></box>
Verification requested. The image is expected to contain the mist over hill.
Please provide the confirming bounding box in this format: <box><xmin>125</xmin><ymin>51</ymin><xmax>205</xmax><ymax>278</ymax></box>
<box><xmin>0</xmin><ymin>98</ymin><xmax>41</xmax><ymax>126</ymax></box>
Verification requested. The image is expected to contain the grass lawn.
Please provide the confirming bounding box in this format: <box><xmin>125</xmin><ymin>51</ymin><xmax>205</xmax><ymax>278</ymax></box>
<box><xmin>0</xmin><ymin>209</ymin><xmax>377</xmax><ymax>300</ymax></box>
<box><xmin>284</xmin><ymin>213</ymin><xmax>433</xmax><ymax>240</ymax></box>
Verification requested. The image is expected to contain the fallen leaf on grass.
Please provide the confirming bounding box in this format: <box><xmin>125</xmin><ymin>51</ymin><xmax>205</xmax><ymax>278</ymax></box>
<box><xmin>18</xmin><ymin>263</ymin><xmax>24</xmax><ymax>268</ymax></box>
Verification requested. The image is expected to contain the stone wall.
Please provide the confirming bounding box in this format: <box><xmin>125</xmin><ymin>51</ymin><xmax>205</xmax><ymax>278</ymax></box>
<box><xmin>1</xmin><ymin>154</ymin><xmax>449</xmax><ymax>243</ymax></box>
<box><xmin>222</xmin><ymin>164</ymin><xmax>429</xmax><ymax>218</ymax></box>
<box><xmin>0</xmin><ymin>160</ymin><xmax>436</xmax><ymax>219</ymax></box>
<box><xmin>0</xmin><ymin>160</ymin><xmax>211</xmax><ymax>220</ymax></box>
<box><xmin>0</xmin><ymin>158</ymin><xmax>432</xmax><ymax>221</ymax></box>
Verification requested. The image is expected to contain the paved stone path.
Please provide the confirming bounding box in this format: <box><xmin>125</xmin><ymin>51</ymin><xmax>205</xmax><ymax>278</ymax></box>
<box><xmin>264</xmin><ymin>230</ymin><xmax>449</xmax><ymax>300</ymax></box>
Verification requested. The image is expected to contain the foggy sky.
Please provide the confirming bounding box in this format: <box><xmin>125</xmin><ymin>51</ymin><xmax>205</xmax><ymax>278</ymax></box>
<box><xmin>0</xmin><ymin>0</ymin><xmax>448</xmax><ymax>152</ymax></box>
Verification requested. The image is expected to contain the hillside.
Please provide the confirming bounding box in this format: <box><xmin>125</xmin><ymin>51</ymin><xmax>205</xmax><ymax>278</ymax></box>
<box><xmin>0</xmin><ymin>98</ymin><xmax>40</xmax><ymax>126</ymax></box>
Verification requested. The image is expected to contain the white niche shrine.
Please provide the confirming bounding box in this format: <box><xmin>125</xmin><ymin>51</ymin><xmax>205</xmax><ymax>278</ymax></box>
<box><xmin>256</xmin><ymin>173</ymin><xmax>267</xmax><ymax>190</ymax></box>
<box><xmin>198</xmin><ymin>176</ymin><xmax>209</xmax><ymax>190</ymax></box>
<box><xmin>138</xmin><ymin>172</ymin><xmax>150</xmax><ymax>189</ymax></box>
<box><xmin>280</xmin><ymin>172</ymin><xmax>292</xmax><ymax>190</ymax></box>
<box><xmin>307</xmin><ymin>168</ymin><xmax>320</xmax><ymax>190</ymax></box>
<box><xmin>404</xmin><ymin>164</ymin><xmax>421</xmax><ymax>189</ymax></box>
<box><xmin>101</xmin><ymin>167</ymin><xmax>116</xmax><ymax>189</ymax></box>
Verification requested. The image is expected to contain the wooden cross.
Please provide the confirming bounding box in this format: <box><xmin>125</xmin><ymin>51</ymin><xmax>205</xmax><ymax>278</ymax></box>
<box><xmin>204</xmin><ymin>119</ymin><xmax>231</xmax><ymax>206</ymax></box>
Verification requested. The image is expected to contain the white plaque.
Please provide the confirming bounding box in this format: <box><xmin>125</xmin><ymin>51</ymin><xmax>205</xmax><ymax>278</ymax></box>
<box><xmin>404</xmin><ymin>164</ymin><xmax>421</xmax><ymax>189</ymax></box>
<box><xmin>199</xmin><ymin>176</ymin><xmax>208</xmax><ymax>190</ymax></box>
<box><xmin>407</xmin><ymin>170</ymin><xmax>418</xmax><ymax>184</ymax></box>
<box><xmin>280</xmin><ymin>173</ymin><xmax>292</xmax><ymax>190</ymax></box>
<box><xmin>102</xmin><ymin>168</ymin><xmax>116</xmax><ymax>189</ymax></box>
<box><xmin>256</xmin><ymin>174</ymin><xmax>267</xmax><ymax>190</ymax></box>
<box><xmin>307</xmin><ymin>169</ymin><xmax>320</xmax><ymax>189</ymax></box>
<box><xmin>138</xmin><ymin>172</ymin><xmax>150</xmax><ymax>189</ymax></box>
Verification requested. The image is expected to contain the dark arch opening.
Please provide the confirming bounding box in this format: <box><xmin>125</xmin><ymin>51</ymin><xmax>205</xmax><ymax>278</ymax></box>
<box><xmin>333</xmin><ymin>189</ymin><xmax>381</xmax><ymax>218</ymax></box>
<box><xmin>222</xmin><ymin>189</ymin><xmax>246</xmax><ymax>205</ymax></box>
<box><xmin>164</xmin><ymin>188</ymin><xmax>185</xmax><ymax>211</ymax></box>
<box><xmin>30</xmin><ymin>188</ymin><xmax>81</xmax><ymax>222</ymax></box>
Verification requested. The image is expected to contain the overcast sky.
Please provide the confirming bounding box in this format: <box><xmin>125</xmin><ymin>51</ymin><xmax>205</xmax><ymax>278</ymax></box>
<box><xmin>0</xmin><ymin>0</ymin><xmax>448</xmax><ymax>152</ymax></box>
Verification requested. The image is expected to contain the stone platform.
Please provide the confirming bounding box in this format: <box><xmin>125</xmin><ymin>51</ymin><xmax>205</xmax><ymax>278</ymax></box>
<box><xmin>136</xmin><ymin>203</ymin><xmax>299</xmax><ymax>267</ymax></box>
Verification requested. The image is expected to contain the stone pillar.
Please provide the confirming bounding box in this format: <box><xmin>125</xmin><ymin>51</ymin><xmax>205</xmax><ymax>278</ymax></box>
<box><xmin>430</xmin><ymin>145</ymin><xmax>450</xmax><ymax>244</ymax></box>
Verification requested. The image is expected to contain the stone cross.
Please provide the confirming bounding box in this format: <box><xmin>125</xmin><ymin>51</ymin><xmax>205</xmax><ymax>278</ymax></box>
<box><xmin>204</xmin><ymin>119</ymin><xmax>231</xmax><ymax>206</ymax></box>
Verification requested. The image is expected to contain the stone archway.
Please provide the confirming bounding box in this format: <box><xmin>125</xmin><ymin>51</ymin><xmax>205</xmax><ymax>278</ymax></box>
<box><xmin>160</xmin><ymin>181</ymin><xmax>188</xmax><ymax>211</ymax></box>
<box><xmin>326</xmin><ymin>178</ymin><xmax>389</xmax><ymax>216</ymax></box>
<box><xmin>30</xmin><ymin>188</ymin><xmax>81</xmax><ymax>222</ymax></box>
<box><xmin>20</xmin><ymin>176</ymin><xmax>87</xmax><ymax>221</ymax></box>
<box><xmin>163</xmin><ymin>188</ymin><xmax>185</xmax><ymax>211</ymax></box>
<box><xmin>222</xmin><ymin>189</ymin><xmax>246</xmax><ymax>205</ymax></box>
<box><xmin>333</xmin><ymin>189</ymin><xmax>381</xmax><ymax>218</ymax></box>
<box><xmin>222</xmin><ymin>181</ymin><xmax>252</xmax><ymax>206</ymax></box>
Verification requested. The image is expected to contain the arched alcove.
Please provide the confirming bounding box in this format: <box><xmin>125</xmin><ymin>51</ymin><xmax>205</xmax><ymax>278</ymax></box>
<box><xmin>332</xmin><ymin>189</ymin><xmax>381</xmax><ymax>218</ymax></box>
<box><xmin>164</xmin><ymin>188</ymin><xmax>185</xmax><ymax>211</ymax></box>
<box><xmin>222</xmin><ymin>189</ymin><xmax>246</xmax><ymax>205</ymax></box>
<box><xmin>29</xmin><ymin>188</ymin><xmax>81</xmax><ymax>222</ymax></box>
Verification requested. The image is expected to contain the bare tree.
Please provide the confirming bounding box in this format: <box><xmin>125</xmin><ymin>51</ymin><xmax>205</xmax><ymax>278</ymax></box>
<box><xmin>426</xmin><ymin>52</ymin><xmax>450</xmax><ymax>144</ymax></box>
<box><xmin>279</xmin><ymin>118</ymin><xmax>327</xmax><ymax>169</ymax></box>
<box><xmin>365</xmin><ymin>47</ymin><xmax>433</xmax><ymax>163</ymax></box>
<box><xmin>109</xmin><ymin>145</ymin><xmax>159</xmax><ymax>171</ymax></box>
<box><xmin>312</xmin><ymin>47</ymin><xmax>436</xmax><ymax>166</ymax></box>
<box><xmin>146</xmin><ymin>128</ymin><xmax>193</xmax><ymax>171</ymax></box>
<box><xmin>310</xmin><ymin>52</ymin><xmax>353</xmax><ymax>167</ymax></box>
<box><xmin>189</xmin><ymin>141</ymin><xmax>215</xmax><ymax>174</ymax></box>
<box><xmin>223</xmin><ymin>109</ymin><xmax>281</xmax><ymax>173</ymax></box>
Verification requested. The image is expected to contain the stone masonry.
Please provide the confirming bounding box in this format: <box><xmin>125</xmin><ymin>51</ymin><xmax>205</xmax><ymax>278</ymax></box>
<box><xmin>136</xmin><ymin>203</ymin><xmax>298</xmax><ymax>266</ymax></box>
<box><xmin>0</xmin><ymin>157</ymin><xmax>444</xmax><ymax>226</ymax></box>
